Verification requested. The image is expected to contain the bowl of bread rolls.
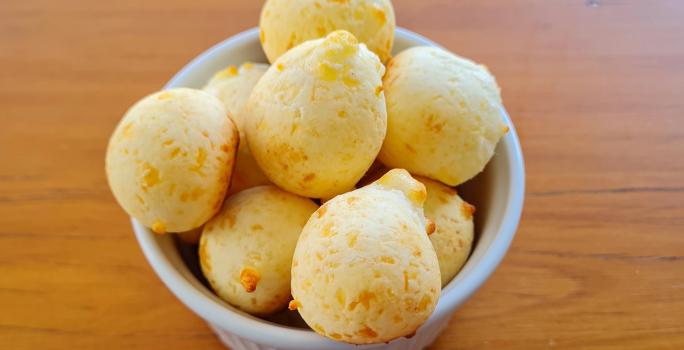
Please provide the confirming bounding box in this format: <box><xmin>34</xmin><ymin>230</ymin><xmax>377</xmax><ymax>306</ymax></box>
<box><xmin>106</xmin><ymin>1</ymin><xmax>525</xmax><ymax>349</ymax></box>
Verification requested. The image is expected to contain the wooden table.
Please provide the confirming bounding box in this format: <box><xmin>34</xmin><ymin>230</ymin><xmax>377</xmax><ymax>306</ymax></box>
<box><xmin>1</xmin><ymin>0</ymin><xmax>682</xmax><ymax>349</ymax></box>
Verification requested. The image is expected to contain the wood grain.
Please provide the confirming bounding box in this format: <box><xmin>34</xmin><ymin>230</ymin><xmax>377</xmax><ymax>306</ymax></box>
<box><xmin>1</xmin><ymin>0</ymin><xmax>683</xmax><ymax>349</ymax></box>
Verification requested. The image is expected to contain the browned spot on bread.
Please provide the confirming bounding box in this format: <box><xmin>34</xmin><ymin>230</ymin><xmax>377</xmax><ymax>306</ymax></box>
<box><xmin>357</xmin><ymin>290</ymin><xmax>376</xmax><ymax>310</ymax></box>
<box><xmin>151</xmin><ymin>220</ymin><xmax>165</xmax><ymax>234</ymax></box>
<box><xmin>358</xmin><ymin>325</ymin><xmax>378</xmax><ymax>338</ymax></box>
<box><xmin>239</xmin><ymin>267</ymin><xmax>260</xmax><ymax>292</ymax></box>
<box><xmin>288</xmin><ymin>299</ymin><xmax>301</xmax><ymax>310</ymax></box>
<box><xmin>371</xmin><ymin>5</ymin><xmax>386</xmax><ymax>24</ymax></box>
<box><xmin>321</xmin><ymin>222</ymin><xmax>335</xmax><ymax>237</ymax></box>
<box><xmin>251</xmin><ymin>224</ymin><xmax>263</xmax><ymax>231</ymax></box>
<box><xmin>425</xmin><ymin>113</ymin><xmax>447</xmax><ymax>133</ymax></box>
<box><xmin>190</xmin><ymin>148</ymin><xmax>207</xmax><ymax>175</ymax></box>
<box><xmin>379</xmin><ymin>256</ymin><xmax>395</xmax><ymax>264</ymax></box>
<box><xmin>121</xmin><ymin>122</ymin><xmax>134</xmax><ymax>138</ymax></box>
<box><xmin>285</xmin><ymin>32</ymin><xmax>296</xmax><ymax>50</ymax></box>
<box><xmin>336</xmin><ymin>288</ymin><xmax>345</xmax><ymax>306</ymax></box>
<box><xmin>405</xmin><ymin>331</ymin><xmax>417</xmax><ymax>339</ymax></box>
<box><xmin>170</xmin><ymin>147</ymin><xmax>181</xmax><ymax>158</ymax></box>
<box><xmin>426</xmin><ymin>219</ymin><xmax>436</xmax><ymax>235</ymax></box>
<box><xmin>403</xmin><ymin>270</ymin><xmax>409</xmax><ymax>291</ymax></box>
<box><xmin>404</xmin><ymin>143</ymin><xmax>417</xmax><ymax>153</ymax></box>
<box><xmin>272</xmin><ymin>143</ymin><xmax>306</xmax><ymax>170</ymax></box>
<box><xmin>303</xmin><ymin>173</ymin><xmax>315</xmax><ymax>182</ymax></box>
<box><xmin>141</xmin><ymin>162</ymin><xmax>161</xmax><ymax>190</ymax></box>
<box><xmin>417</xmin><ymin>295</ymin><xmax>432</xmax><ymax>312</ymax></box>
<box><xmin>461</xmin><ymin>202</ymin><xmax>476</xmax><ymax>219</ymax></box>
<box><xmin>408</xmin><ymin>187</ymin><xmax>427</xmax><ymax>206</ymax></box>
<box><xmin>347</xmin><ymin>232</ymin><xmax>358</xmax><ymax>247</ymax></box>
<box><xmin>346</xmin><ymin>196</ymin><xmax>358</xmax><ymax>205</ymax></box>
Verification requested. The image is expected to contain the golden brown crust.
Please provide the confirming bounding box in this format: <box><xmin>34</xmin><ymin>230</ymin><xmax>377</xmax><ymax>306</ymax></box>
<box><xmin>461</xmin><ymin>202</ymin><xmax>476</xmax><ymax>219</ymax></box>
<box><xmin>425</xmin><ymin>219</ymin><xmax>436</xmax><ymax>235</ymax></box>
<box><xmin>151</xmin><ymin>220</ymin><xmax>166</xmax><ymax>234</ymax></box>
<box><xmin>288</xmin><ymin>299</ymin><xmax>300</xmax><ymax>311</ymax></box>
<box><xmin>239</xmin><ymin>267</ymin><xmax>260</xmax><ymax>293</ymax></box>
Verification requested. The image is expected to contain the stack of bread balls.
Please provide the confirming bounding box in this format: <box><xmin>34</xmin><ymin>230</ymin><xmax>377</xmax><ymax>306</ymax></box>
<box><xmin>105</xmin><ymin>0</ymin><xmax>507</xmax><ymax>345</ymax></box>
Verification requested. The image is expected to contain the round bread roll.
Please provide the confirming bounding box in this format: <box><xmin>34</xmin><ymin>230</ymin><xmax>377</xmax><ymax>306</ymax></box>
<box><xmin>199</xmin><ymin>186</ymin><xmax>318</xmax><ymax>316</ymax></box>
<box><xmin>105</xmin><ymin>88</ymin><xmax>238</xmax><ymax>233</ymax></box>
<box><xmin>259</xmin><ymin>0</ymin><xmax>395</xmax><ymax>63</ymax></box>
<box><xmin>291</xmin><ymin>169</ymin><xmax>440</xmax><ymax>344</ymax></box>
<box><xmin>203</xmin><ymin>62</ymin><xmax>271</xmax><ymax>194</ymax></box>
<box><xmin>379</xmin><ymin>46</ymin><xmax>509</xmax><ymax>186</ymax></box>
<box><xmin>417</xmin><ymin>176</ymin><xmax>474</xmax><ymax>286</ymax></box>
<box><xmin>246</xmin><ymin>30</ymin><xmax>387</xmax><ymax>199</ymax></box>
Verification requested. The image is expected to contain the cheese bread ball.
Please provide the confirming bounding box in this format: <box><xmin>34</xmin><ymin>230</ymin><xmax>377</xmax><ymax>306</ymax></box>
<box><xmin>259</xmin><ymin>0</ymin><xmax>395</xmax><ymax>63</ymax></box>
<box><xmin>199</xmin><ymin>186</ymin><xmax>318</xmax><ymax>316</ymax></box>
<box><xmin>246</xmin><ymin>30</ymin><xmax>387</xmax><ymax>199</ymax></box>
<box><xmin>379</xmin><ymin>46</ymin><xmax>509</xmax><ymax>186</ymax></box>
<box><xmin>291</xmin><ymin>169</ymin><xmax>440</xmax><ymax>344</ymax></box>
<box><xmin>106</xmin><ymin>88</ymin><xmax>239</xmax><ymax>233</ymax></box>
<box><xmin>204</xmin><ymin>62</ymin><xmax>271</xmax><ymax>194</ymax></box>
<box><xmin>417</xmin><ymin>176</ymin><xmax>475</xmax><ymax>286</ymax></box>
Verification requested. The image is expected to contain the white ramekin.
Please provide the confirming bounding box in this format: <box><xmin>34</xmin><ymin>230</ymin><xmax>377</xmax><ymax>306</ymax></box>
<box><xmin>133</xmin><ymin>27</ymin><xmax>525</xmax><ymax>350</ymax></box>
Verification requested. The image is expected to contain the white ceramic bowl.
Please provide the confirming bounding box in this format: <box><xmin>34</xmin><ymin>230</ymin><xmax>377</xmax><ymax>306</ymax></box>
<box><xmin>133</xmin><ymin>27</ymin><xmax>525</xmax><ymax>350</ymax></box>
